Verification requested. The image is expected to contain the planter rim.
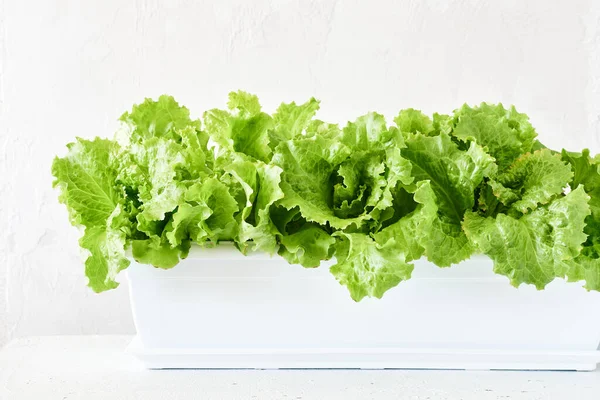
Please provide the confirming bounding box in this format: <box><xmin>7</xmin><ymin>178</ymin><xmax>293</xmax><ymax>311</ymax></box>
<box><xmin>170</xmin><ymin>242</ymin><xmax>492</xmax><ymax>262</ymax></box>
<box><xmin>126</xmin><ymin>244</ymin><xmax>513</xmax><ymax>282</ymax></box>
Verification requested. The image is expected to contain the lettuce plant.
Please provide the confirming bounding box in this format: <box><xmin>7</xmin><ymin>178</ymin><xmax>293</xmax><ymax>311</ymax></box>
<box><xmin>52</xmin><ymin>91</ymin><xmax>600</xmax><ymax>300</ymax></box>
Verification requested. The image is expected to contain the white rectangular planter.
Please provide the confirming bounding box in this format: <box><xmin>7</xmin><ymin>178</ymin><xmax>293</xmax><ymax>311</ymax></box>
<box><xmin>126</xmin><ymin>244</ymin><xmax>600</xmax><ymax>370</ymax></box>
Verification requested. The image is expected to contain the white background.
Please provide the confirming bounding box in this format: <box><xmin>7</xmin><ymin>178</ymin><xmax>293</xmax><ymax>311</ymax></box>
<box><xmin>1</xmin><ymin>0</ymin><xmax>600</xmax><ymax>348</ymax></box>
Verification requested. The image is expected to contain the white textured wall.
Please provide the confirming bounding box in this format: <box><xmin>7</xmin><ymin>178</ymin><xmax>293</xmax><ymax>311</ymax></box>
<box><xmin>1</xmin><ymin>0</ymin><xmax>600</xmax><ymax>347</ymax></box>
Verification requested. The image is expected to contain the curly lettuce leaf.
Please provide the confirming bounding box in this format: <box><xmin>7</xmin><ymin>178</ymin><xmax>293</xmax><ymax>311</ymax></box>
<box><xmin>123</xmin><ymin>138</ymin><xmax>188</xmax><ymax>233</ymax></box>
<box><xmin>278</xmin><ymin>224</ymin><xmax>335</xmax><ymax>268</ymax></box>
<box><xmin>373</xmin><ymin>181</ymin><xmax>438</xmax><ymax>262</ymax></box>
<box><xmin>394</xmin><ymin>108</ymin><xmax>434</xmax><ymax>136</ymax></box>
<box><xmin>118</xmin><ymin>95</ymin><xmax>201</xmax><ymax>144</ymax></box>
<box><xmin>204</xmin><ymin>91</ymin><xmax>274</xmax><ymax>162</ymax></box>
<box><xmin>463</xmin><ymin>186</ymin><xmax>590</xmax><ymax>289</ymax></box>
<box><xmin>273</xmin><ymin>134</ymin><xmax>355</xmax><ymax>228</ymax></box>
<box><xmin>332</xmin><ymin>151</ymin><xmax>387</xmax><ymax>219</ymax></box>
<box><xmin>432</xmin><ymin>113</ymin><xmax>453</xmax><ymax>136</ymax></box>
<box><xmin>330</xmin><ymin>232</ymin><xmax>413</xmax><ymax>301</ymax></box>
<box><xmin>330</xmin><ymin>181</ymin><xmax>438</xmax><ymax>301</ymax></box>
<box><xmin>268</xmin><ymin>205</ymin><xmax>334</xmax><ymax>268</ymax></box>
<box><xmin>186</xmin><ymin>178</ymin><xmax>239</xmax><ymax>242</ymax></box>
<box><xmin>165</xmin><ymin>202</ymin><xmax>212</xmax><ymax>247</ymax></box>
<box><xmin>274</xmin><ymin>113</ymin><xmax>412</xmax><ymax>232</ymax></box>
<box><xmin>451</xmin><ymin>103</ymin><xmax>537</xmax><ymax>170</ymax></box>
<box><xmin>79</xmin><ymin>224</ymin><xmax>129</xmax><ymax>292</ymax></box>
<box><xmin>489</xmin><ymin>149</ymin><xmax>573</xmax><ymax>214</ymax></box>
<box><xmin>561</xmin><ymin>149</ymin><xmax>600</xmax><ymax>290</ymax></box>
<box><xmin>562</xmin><ymin>149</ymin><xmax>600</xmax><ymax>218</ymax></box>
<box><xmin>131</xmin><ymin>236</ymin><xmax>190</xmax><ymax>269</ymax></box>
<box><xmin>567</xmin><ymin>255</ymin><xmax>600</xmax><ymax>291</ymax></box>
<box><xmin>166</xmin><ymin>177</ymin><xmax>239</xmax><ymax>247</ymax></box>
<box><xmin>113</xmin><ymin>97</ymin><xmax>216</xmax><ymax>270</ymax></box>
<box><xmin>51</xmin><ymin>138</ymin><xmax>131</xmax><ymax>292</ymax></box>
<box><xmin>269</xmin><ymin>97</ymin><xmax>320</xmax><ymax>151</ymax></box>
<box><xmin>119</xmin><ymin>131</ymin><xmax>213</xmax><ymax>233</ymax></box>
<box><xmin>220</xmin><ymin>155</ymin><xmax>284</xmax><ymax>253</ymax></box>
<box><xmin>305</xmin><ymin>119</ymin><xmax>342</xmax><ymax>140</ymax></box>
<box><xmin>401</xmin><ymin>132</ymin><xmax>496</xmax><ymax>265</ymax></box>
<box><xmin>239</xmin><ymin>163</ymin><xmax>284</xmax><ymax>253</ymax></box>
<box><xmin>179</xmin><ymin>126</ymin><xmax>214</xmax><ymax>177</ymax></box>
<box><xmin>341</xmin><ymin>112</ymin><xmax>404</xmax><ymax>150</ymax></box>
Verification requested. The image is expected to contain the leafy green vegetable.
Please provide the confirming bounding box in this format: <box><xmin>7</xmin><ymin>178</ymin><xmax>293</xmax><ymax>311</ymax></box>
<box><xmin>204</xmin><ymin>90</ymin><xmax>273</xmax><ymax>163</ymax></box>
<box><xmin>131</xmin><ymin>236</ymin><xmax>190</xmax><ymax>269</ymax></box>
<box><xmin>489</xmin><ymin>149</ymin><xmax>573</xmax><ymax>214</ymax></box>
<box><xmin>400</xmin><ymin>132</ymin><xmax>496</xmax><ymax>265</ymax></box>
<box><xmin>52</xmin><ymin>92</ymin><xmax>600</xmax><ymax>300</ymax></box>
<box><xmin>273</xmin><ymin>134</ymin><xmax>355</xmax><ymax>229</ymax></box>
<box><xmin>373</xmin><ymin>181</ymin><xmax>438</xmax><ymax>263</ymax></box>
<box><xmin>451</xmin><ymin>103</ymin><xmax>537</xmax><ymax>170</ymax></box>
<box><xmin>394</xmin><ymin>108</ymin><xmax>434</xmax><ymax>136</ymax></box>
<box><xmin>52</xmin><ymin>138</ymin><xmax>131</xmax><ymax>292</ymax></box>
<box><xmin>464</xmin><ymin>186</ymin><xmax>590</xmax><ymax>288</ymax></box>
<box><xmin>119</xmin><ymin>95</ymin><xmax>201</xmax><ymax>144</ymax></box>
<box><xmin>278</xmin><ymin>224</ymin><xmax>335</xmax><ymax>268</ymax></box>
<box><xmin>167</xmin><ymin>177</ymin><xmax>239</xmax><ymax>246</ymax></box>
<box><xmin>331</xmin><ymin>232</ymin><xmax>413</xmax><ymax>301</ymax></box>
<box><xmin>561</xmin><ymin>149</ymin><xmax>600</xmax><ymax>290</ymax></box>
<box><xmin>269</xmin><ymin>97</ymin><xmax>320</xmax><ymax>151</ymax></box>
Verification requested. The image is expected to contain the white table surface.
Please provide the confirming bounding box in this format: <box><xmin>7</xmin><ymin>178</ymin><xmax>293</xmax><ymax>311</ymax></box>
<box><xmin>0</xmin><ymin>336</ymin><xmax>598</xmax><ymax>400</ymax></box>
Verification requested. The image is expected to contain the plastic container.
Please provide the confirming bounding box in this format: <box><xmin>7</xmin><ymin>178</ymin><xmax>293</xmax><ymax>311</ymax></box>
<box><xmin>126</xmin><ymin>244</ymin><xmax>600</xmax><ymax>370</ymax></box>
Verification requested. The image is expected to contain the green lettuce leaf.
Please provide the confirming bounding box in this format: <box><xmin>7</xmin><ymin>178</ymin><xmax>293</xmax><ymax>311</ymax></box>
<box><xmin>166</xmin><ymin>177</ymin><xmax>239</xmax><ymax>246</ymax></box>
<box><xmin>562</xmin><ymin>149</ymin><xmax>600</xmax><ymax>218</ymax></box>
<box><xmin>489</xmin><ymin>149</ymin><xmax>573</xmax><ymax>214</ymax></box>
<box><xmin>567</xmin><ymin>254</ymin><xmax>600</xmax><ymax>291</ymax></box>
<box><xmin>341</xmin><ymin>113</ymin><xmax>402</xmax><ymax>151</ymax></box>
<box><xmin>124</xmin><ymin>138</ymin><xmax>188</xmax><ymax>234</ymax></box>
<box><xmin>268</xmin><ymin>205</ymin><xmax>334</xmax><ymax>268</ymax></box>
<box><xmin>394</xmin><ymin>108</ymin><xmax>434</xmax><ymax>136</ymax></box>
<box><xmin>278</xmin><ymin>224</ymin><xmax>335</xmax><ymax>268</ymax></box>
<box><xmin>341</xmin><ymin>112</ymin><xmax>401</xmax><ymax>150</ymax></box>
<box><xmin>463</xmin><ymin>186</ymin><xmax>590</xmax><ymax>289</ymax></box>
<box><xmin>330</xmin><ymin>181</ymin><xmax>438</xmax><ymax>301</ymax></box>
<box><xmin>131</xmin><ymin>236</ymin><xmax>190</xmax><ymax>269</ymax></box>
<box><xmin>165</xmin><ymin>202</ymin><xmax>212</xmax><ymax>247</ymax></box>
<box><xmin>274</xmin><ymin>113</ymin><xmax>411</xmax><ymax>232</ymax></box>
<box><xmin>330</xmin><ymin>232</ymin><xmax>413</xmax><ymax>301</ymax></box>
<box><xmin>401</xmin><ymin>132</ymin><xmax>496</xmax><ymax>265</ymax></box>
<box><xmin>269</xmin><ymin>97</ymin><xmax>320</xmax><ymax>151</ymax></box>
<box><xmin>432</xmin><ymin>113</ymin><xmax>453</xmax><ymax>135</ymax></box>
<box><xmin>118</xmin><ymin>95</ymin><xmax>201</xmax><ymax>143</ymax></box>
<box><xmin>373</xmin><ymin>181</ymin><xmax>438</xmax><ymax>262</ymax></box>
<box><xmin>179</xmin><ymin>126</ymin><xmax>214</xmax><ymax>177</ymax></box>
<box><xmin>204</xmin><ymin>91</ymin><xmax>274</xmax><ymax>162</ymax></box>
<box><xmin>273</xmin><ymin>134</ymin><xmax>354</xmax><ymax>228</ymax></box>
<box><xmin>561</xmin><ymin>149</ymin><xmax>600</xmax><ymax>290</ymax></box>
<box><xmin>305</xmin><ymin>119</ymin><xmax>342</xmax><ymax>140</ymax></box>
<box><xmin>220</xmin><ymin>154</ymin><xmax>284</xmax><ymax>253</ymax></box>
<box><xmin>238</xmin><ymin>163</ymin><xmax>284</xmax><ymax>253</ymax></box>
<box><xmin>79</xmin><ymin>224</ymin><xmax>129</xmax><ymax>292</ymax></box>
<box><xmin>51</xmin><ymin>138</ymin><xmax>131</xmax><ymax>292</ymax></box>
<box><xmin>451</xmin><ymin>103</ymin><xmax>537</xmax><ymax>170</ymax></box>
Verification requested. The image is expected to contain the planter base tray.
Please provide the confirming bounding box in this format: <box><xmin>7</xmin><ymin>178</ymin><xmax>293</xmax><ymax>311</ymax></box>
<box><xmin>127</xmin><ymin>337</ymin><xmax>600</xmax><ymax>371</ymax></box>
